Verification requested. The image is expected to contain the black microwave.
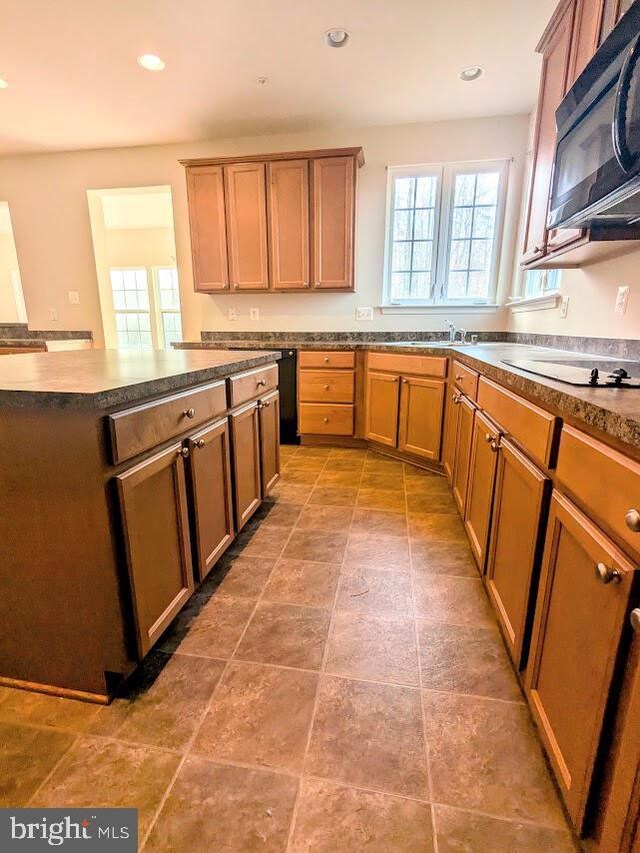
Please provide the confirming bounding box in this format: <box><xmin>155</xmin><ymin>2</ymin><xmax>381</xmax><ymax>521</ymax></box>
<box><xmin>548</xmin><ymin>0</ymin><xmax>640</xmax><ymax>230</ymax></box>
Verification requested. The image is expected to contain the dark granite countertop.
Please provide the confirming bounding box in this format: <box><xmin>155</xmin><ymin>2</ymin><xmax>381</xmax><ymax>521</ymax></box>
<box><xmin>176</xmin><ymin>337</ymin><xmax>640</xmax><ymax>453</ymax></box>
<box><xmin>0</xmin><ymin>349</ymin><xmax>280</xmax><ymax>409</ymax></box>
<box><xmin>0</xmin><ymin>339</ymin><xmax>49</xmax><ymax>349</ymax></box>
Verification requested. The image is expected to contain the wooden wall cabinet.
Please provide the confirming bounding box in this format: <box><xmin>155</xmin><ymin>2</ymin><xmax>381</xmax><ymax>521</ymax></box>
<box><xmin>182</xmin><ymin>148</ymin><xmax>363</xmax><ymax>293</ymax></box>
<box><xmin>526</xmin><ymin>490</ymin><xmax>636</xmax><ymax>833</ymax></box>
<box><xmin>116</xmin><ymin>443</ymin><xmax>195</xmax><ymax>657</ymax></box>
<box><xmin>464</xmin><ymin>410</ymin><xmax>501</xmax><ymax>569</ymax></box>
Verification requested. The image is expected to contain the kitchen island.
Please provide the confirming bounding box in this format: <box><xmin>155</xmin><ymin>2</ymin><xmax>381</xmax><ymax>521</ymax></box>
<box><xmin>0</xmin><ymin>349</ymin><xmax>281</xmax><ymax>701</ymax></box>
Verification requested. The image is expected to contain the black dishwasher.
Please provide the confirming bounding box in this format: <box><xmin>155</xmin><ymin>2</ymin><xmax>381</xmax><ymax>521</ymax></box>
<box><xmin>275</xmin><ymin>349</ymin><xmax>299</xmax><ymax>444</ymax></box>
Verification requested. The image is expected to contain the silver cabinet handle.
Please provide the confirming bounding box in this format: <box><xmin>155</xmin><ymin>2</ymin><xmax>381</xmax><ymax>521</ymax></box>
<box><xmin>182</xmin><ymin>407</ymin><xmax>196</xmax><ymax>419</ymax></box>
<box><xmin>595</xmin><ymin>562</ymin><xmax>622</xmax><ymax>585</ymax></box>
<box><xmin>177</xmin><ymin>446</ymin><xmax>190</xmax><ymax>458</ymax></box>
<box><xmin>625</xmin><ymin>509</ymin><xmax>640</xmax><ymax>532</ymax></box>
<box><xmin>631</xmin><ymin>609</ymin><xmax>640</xmax><ymax>631</ymax></box>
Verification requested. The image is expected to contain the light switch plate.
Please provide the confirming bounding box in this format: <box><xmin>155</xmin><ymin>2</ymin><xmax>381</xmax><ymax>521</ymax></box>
<box><xmin>68</xmin><ymin>291</ymin><xmax>80</xmax><ymax>304</ymax></box>
<box><xmin>355</xmin><ymin>306</ymin><xmax>374</xmax><ymax>321</ymax></box>
<box><xmin>49</xmin><ymin>307</ymin><xmax>58</xmax><ymax>322</ymax></box>
<box><xmin>249</xmin><ymin>307</ymin><xmax>260</xmax><ymax>321</ymax></box>
<box><xmin>615</xmin><ymin>285</ymin><xmax>630</xmax><ymax>316</ymax></box>
<box><xmin>559</xmin><ymin>296</ymin><xmax>569</xmax><ymax>319</ymax></box>
<box><xmin>228</xmin><ymin>307</ymin><xmax>238</xmax><ymax>321</ymax></box>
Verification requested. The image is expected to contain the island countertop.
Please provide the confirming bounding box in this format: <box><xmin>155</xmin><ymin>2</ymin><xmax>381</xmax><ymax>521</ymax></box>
<box><xmin>0</xmin><ymin>348</ymin><xmax>280</xmax><ymax>409</ymax></box>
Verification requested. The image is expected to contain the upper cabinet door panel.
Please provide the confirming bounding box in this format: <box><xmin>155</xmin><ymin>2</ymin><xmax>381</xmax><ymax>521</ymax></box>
<box><xmin>268</xmin><ymin>160</ymin><xmax>310</xmax><ymax>290</ymax></box>
<box><xmin>311</xmin><ymin>156</ymin><xmax>355</xmax><ymax>290</ymax></box>
<box><xmin>522</xmin><ymin>0</ymin><xmax>574</xmax><ymax>262</ymax></box>
<box><xmin>186</xmin><ymin>166</ymin><xmax>229</xmax><ymax>292</ymax></box>
<box><xmin>568</xmin><ymin>0</ymin><xmax>605</xmax><ymax>85</ymax></box>
<box><xmin>224</xmin><ymin>162</ymin><xmax>270</xmax><ymax>290</ymax></box>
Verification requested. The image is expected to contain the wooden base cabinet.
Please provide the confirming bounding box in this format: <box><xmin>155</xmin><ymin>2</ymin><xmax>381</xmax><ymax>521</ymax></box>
<box><xmin>365</xmin><ymin>371</ymin><xmax>400</xmax><ymax>447</ymax></box>
<box><xmin>452</xmin><ymin>394</ymin><xmax>476</xmax><ymax>515</ymax></box>
<box><xmin>398</xmin><ymin>376</ymin><xmax>446</xmax><ymax>462</ymax></box>
<box><xmin>258</xmin><ymin>390</ymin><xmax>281</xmax><ymax>495</ymax></box>
<box><xmin>116</xmin><ymin>443</ymin><xmax>195</xmax><ymax>657</ymax></box>
<box><xmin>464</xmin><ymin>410</ymin><xmax>501</xmax><ymax>569</ymax></box>
<box><xmin>188</xmin><ymin>418</ymin><xmax>235</xmax><ymax>581</ymax></box>
<box><xmin>485</xmin><ymin>439</ymin><xmax>551</xmax><ymax>668</ymax></box>
<box><xmin>230</xmin><ymin>401</ymin><xmax>262</xmax><ymax>531</ymax></box>
<box><xmin>526</xmin><ymin>490</ymin><xmax>636</xmax><ymax>833</ymax></box>
<box><xmin>442</xmin><ymin>388</ymin><xmax>461</xmax><ymax>480</ymax></box>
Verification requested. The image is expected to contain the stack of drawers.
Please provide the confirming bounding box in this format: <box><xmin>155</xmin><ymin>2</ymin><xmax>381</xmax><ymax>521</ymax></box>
<box><xmin>298</xmin><ymin>350</ymin><xmax>355</xmax><ymax>436</ymax></box>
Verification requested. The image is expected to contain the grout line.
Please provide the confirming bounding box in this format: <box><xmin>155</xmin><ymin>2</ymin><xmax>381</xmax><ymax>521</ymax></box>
<box><xmin>283</xmin><ymin>454</ymin><xmax>365</xmax><ymax>852</ymax></box>
<box><xmin>26</xmin><ymin>732</ymin><xmax>83</xmax><ymax>806</ymax></box>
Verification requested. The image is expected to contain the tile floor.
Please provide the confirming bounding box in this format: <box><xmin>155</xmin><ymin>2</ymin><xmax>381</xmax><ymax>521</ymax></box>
<box><xmin>0</xmin><ymin>446</ymin><xmax>578</xmax><ymax>851</ymax></box>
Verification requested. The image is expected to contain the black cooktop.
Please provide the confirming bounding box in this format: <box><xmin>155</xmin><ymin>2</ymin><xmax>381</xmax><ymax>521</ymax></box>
<box><xmin>502</xmin><ymin>358</ymin><xmax>640</xmax><ymax>387</ymax></box>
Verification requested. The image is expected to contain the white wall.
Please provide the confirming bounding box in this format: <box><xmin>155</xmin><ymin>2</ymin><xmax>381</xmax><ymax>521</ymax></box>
<box><xmin>0</xmin><ymin>115</ymin><xmax>529</xmax><ymax>346</ymax></box>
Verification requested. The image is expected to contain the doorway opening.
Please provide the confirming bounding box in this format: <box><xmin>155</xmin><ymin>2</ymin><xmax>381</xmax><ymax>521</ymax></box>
<box><xmin>0</xmin><ymin>202</ymin><xmax>27</xmax><ymax>323</ymax></box>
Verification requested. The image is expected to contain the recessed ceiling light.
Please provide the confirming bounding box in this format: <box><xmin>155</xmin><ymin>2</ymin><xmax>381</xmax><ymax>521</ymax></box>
<box><xmin>325</xmin><ymin>28</ymin><xmax>350</xmax><ymax>48</ymax></box>
<box><xmin>459</xmin><ymin>65</ymin><xmax>483</xmax><ymax>82</ymax></box>
<box><xmin>137</xmin><ymin>54</ymin><xmax>166</xmax><ymax>72</ymax></box>
<box><xmin>256</xmin><ymin>76</ymin><xmax>268</xmax><ymax>86</ymax></box>
<box><xmin>0</xmin><ymin>78</ymin><xmax>8</xmax><ymax>89</ymax></box>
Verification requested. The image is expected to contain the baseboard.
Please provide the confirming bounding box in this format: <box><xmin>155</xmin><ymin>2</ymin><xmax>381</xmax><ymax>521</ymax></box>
<box><xmin>0</xmin><ymin>676</ymin><xmax>110</xmax><ymax>705</ymax></box>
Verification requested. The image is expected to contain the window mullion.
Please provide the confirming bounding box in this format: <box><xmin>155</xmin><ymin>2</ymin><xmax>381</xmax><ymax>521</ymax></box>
<box><xmin>435</xmin><ymin>167</ymin><xmax>450</xmax><ymax>304</ymax></box>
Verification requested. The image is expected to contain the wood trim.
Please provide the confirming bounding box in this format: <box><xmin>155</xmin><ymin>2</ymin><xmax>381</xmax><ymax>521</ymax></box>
<box><xmin>0</xmin><ymin>677</ymin><xmax>109</xmax><ymax>705</ymax></box>
<box><xmin>536</xmin><ymin>0</ymin><xmax>576</xmax><ymax>53</ymax></box>
<box><xmin>180</xmin><ymin>147</ymin><xmax>365</xmax><ymax>168</ymax></box>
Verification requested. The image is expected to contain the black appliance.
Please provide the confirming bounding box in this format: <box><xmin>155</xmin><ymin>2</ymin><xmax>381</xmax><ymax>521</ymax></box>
<box><xmin>548</xmin><ymin>0</ymin><xmax>640</xmax><ymax>230</ymax></box>
<box><xmin>502</xmin><ymin>357</ymin><xmax>640</xmax><ymax>387</ymax></box>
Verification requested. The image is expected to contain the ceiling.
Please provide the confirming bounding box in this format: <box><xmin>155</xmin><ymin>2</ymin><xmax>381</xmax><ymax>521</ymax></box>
<box><xmin>0</xmin><ymin>0</ymin><xmax>556</xmax><ymax>156</ymax></box>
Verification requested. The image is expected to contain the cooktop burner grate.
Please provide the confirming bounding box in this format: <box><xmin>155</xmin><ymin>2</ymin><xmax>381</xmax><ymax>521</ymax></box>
<box><xmin>502</xmin><ymin>358</ymin><xmax>640</xmax><ymax>387</ymax></box>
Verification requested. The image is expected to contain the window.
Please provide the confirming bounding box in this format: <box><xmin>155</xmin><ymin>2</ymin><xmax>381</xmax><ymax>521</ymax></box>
<box><xmin>384</xmin><ymin>161</ymin><xmax>509</xmax><ymax>306</ymax></box>
<box><xmin>109</xmin><ymin>266</ymin><xmax>182</xmax><ymax>351</ymax></box>
<box><xmin>523</xmin><ymin>268</ymin><xmax>562</xmax><ymax>300</ymax></box>
<box><xmin>155</xmin><ymin>267</ymin><xmax>183</xmax><ymax>347</ymax></box>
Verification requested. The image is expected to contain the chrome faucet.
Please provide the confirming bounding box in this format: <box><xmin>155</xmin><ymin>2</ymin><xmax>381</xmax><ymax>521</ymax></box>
<box><xmin>443</xmin><ymin>319</ymin><xmax>456</xmax><ymax>343</ymax></box>
<box><xmin>457</xmin><ymin>328</ymin><xmax>467</xmax><ymax>344</ymax></box>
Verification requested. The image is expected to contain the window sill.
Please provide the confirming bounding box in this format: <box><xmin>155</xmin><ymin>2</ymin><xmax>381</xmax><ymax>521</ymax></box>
<box><xmin>379</xmin><ymin>303</ymin><xmax>500</xmax><ymax>315</ymax></box>
<box><xmin>508</xmin><ymin>292</ymin><xmax>561</xmax><ymax>313</ymax></box>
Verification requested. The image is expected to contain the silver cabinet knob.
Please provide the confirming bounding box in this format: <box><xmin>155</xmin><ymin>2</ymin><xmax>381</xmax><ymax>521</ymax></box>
<box><xmin>455</xmin><ymin>374</ymin><xmax>464</xmax><ymax>381</ymax></box>
<box><xmin>489</xmin><ymin>439</ymin><xmax>499</xmax><ymax>453</ymax></box>
<box><xmin>324</xmin><ymin>384</ymin><xmax>330</xmax><ymax>390</ymax></box>
<box><xmin>288</xmin><ymin>351</ymin><xmax>294</xmax><ymax>356</ymax></box>
<box><xmin>484</xmin><ymin>433</ymin><xmax>493</xmax><ymax>444</ymax></box>
<box><xmin>631</xmin><ymin>609</ymin><xmax>640</xmax><ymax>631</ymax></box>
<box><xmin>263</xmin><ymin>400</ymin><xmax>271</xmax><ymax>407</ymax></box>
<box><xmin>182</xmin><ymin>407</ymin><xmax>196</xmax><ymax>419</ymax></box>
<box><xmin>625</xmin><ymin>509</ymin><xmax>640</xmax><ymax>533</ymax></box>
<box><xmin>595</xmin><ymin>562</ymin><xmax>622</xmax><ymax>585</ymax></box>
<box><xmin>177</xmin><ymin>446</ymin><xmax>190</xmax><ymax>458</ymax></box>
<box><xmin>303</xmin><ymin>282</ymin><xmax>310</xmax><ymax>288</ymax></box>
<box><xmin>323</xmin><ymin>417</ymin><xmax>329</xmax><ymax>423</ymax></box>
<box><xmin>194</xmin><ymin>439</ymin><xmax>205</xmax><ymax>449</ymax></box>
<box><xmin>257</xmin><ymin>379</ymin><xmax>267</xmax><ymax>387</ymax></box>
<box><xmin>323</xmin><ymin>357</ymin><xmax>330</xmax><ymax>363</ymax></box>
<box><xmin>402</xmin><ymin>378</ymin><xmax>408</xmax><ymax>384</ymax></box>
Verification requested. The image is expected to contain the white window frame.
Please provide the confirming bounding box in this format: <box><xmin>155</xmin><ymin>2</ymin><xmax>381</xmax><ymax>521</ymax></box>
<box><xmin>382</xmin><ymin>159</ymin><xmax>510</xmax><ymax>308</ymax></box>
<box><xmin>152</xmin><ymin>266</ymin><xmax>183</xmax><ymax>348</ymax></box>
<box><xmin>509</xmin><ymin>268</ymin><xmax>562</xmax><ymax>312</ymax></box>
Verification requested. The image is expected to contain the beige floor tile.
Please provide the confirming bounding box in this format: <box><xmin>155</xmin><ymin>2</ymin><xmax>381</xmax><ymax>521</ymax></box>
<box><xmin>215</xmin><ymin>554</ymin><xmax>278</xmax><ymax>598</ymax></box>
<box><xmin>255</xmin><ymin>502</ymin><xmax>304</xmax><ymax>529</ymax></box>
<box><xmin>282</xmin><ymin>530</ymin><xmax>347</xmax><ymax>563</ymax></box>
<box><xmin>192</xmin><ymin>661</ymin><xmax>318</xmax><ymax>772</ymax></box>
<box><xmin>290</xmin><ymin>777</ymin><xmax>435</xmax><ymax>852</ymax></box>
<box><xmin>323</xmin><ymin>457</ymin><xmax>366</xmax><ymax>472</ymax></box>
<box><xmin>0</xmin><ymin>690</ymin><xmax>100</xmax><ymax>732</ymax></box>
<box><xmin>317</xmin><ymin>470</ymin><xmax>363</xmax><ymax>487</ymax></box>
<box><xmin>335</xmin><ymin>567</ymin><xmax>413</xmax><ymax>617</ymax></box>
<box><xmin>294</xmin><ymin>446</ymin><xmax>332</xmax><ymax>458</ymax></box>
<box><xmin>267</xmin><ymin>482</ymin><xmax>314</xmax><ymax>504</ymax></box>
<box><xmin>264</xmin><ymin>559</ymin><xmax>341</xmax><ymax>608</ymax></box>
<box><xmin>159</xmin><ymin>594</ymin><xmax>255</xmax><ymax>658</ymax></box>
<box><xmin>308</xmin><ymin>486</ymin><xmax>358</xmax><ymax>507</ymax></box>
<box><xmin>405</xmin><ymin>476</ymin><xmax>452</xmax><ymax>495</ymax></box>
<box><xmin>409</xmin><ymin>512</ymin><xmax>466</xmax><ymax>542</ymax></box>
<box><xmin>235</xmin><ymin>601</ymin><xmax>331</xmax><ymax>670</ymax></box>
<box><xmin>357</xmin><ymin>488</ymin><xmax>407</xmax><ymax>512</ymax></box>
<box><xmin>0</xmin><ymin>722</ymin><xmax>74</xmax><ymax>806</ymax></box>
<box><xmin>87</xmin><ymin>652</ymin><xmax>224</xmax><ymax>750</ymax></box>
<box><xmin>410</xmin><ymin>541</ymin><xmax>478</xmax><ymax>578</ymax></box>
<box><xmin>413</xmin><ymin>576</ymin><xmax>494</xmax><ymax>627</ymax></box>
<box><xmin>228</xmin><ymin>526</ymin><xmax>288</xmax><ymax>559</ymax></box>
<box><xmin>326</xmin><ymin>612</ymin><xmax>419</xmax><ymax>686</ymax></box>
<box><xmin>407</xmin><ymin>492</ymin><xmax>458</xmax><ymax>515</ymax></box>
<box><xmin>344</xmin><ymin>533</ymin><xmax>411</xmax><ymax>571</ymax></box>
<box><xmin>306</xmin><ymin>676</ymin><xmax>428</xmax><ymax>798</ymax></box>
<box><xmin>434</xmin><ymin>805</ymin><xmax>577</xmax><ymax>852</ymax></box>
<box><xmin>360</xmin><ymin>471</ymin><xmax>405</xmax><ymax>491</ymax></box>
<box><xmin>364</xmin><ymin>455</ymin><xmax>406</xmax><ymax>474</ymax></box>
<box><xmin>279</xmin><ymin>468</ymin><xmax>321</xmax><ymax>485</ymax></box>
<box><xmin>423</xmin><ymin>691</ymin><xmax>565</xmax><ymax>825</ymax></box>
<box><xmin>329</xmin><ymin>448</ymin><xmax>367</xmax><ymax>459</ymax></box>
<box><xmin>351</xmin><ymin>508</ymin><xmax>408</xmax><ymax>536</ymax></box>
<box><xmin>144</xmin><ymin>756</ymin><xmax>299</xmax><ymax>851</ymax></box>
<box><xmin>295</xmin><ymin>504</ymin><xmax>355</xmax><ymax>532</ymax></box>
<box><xmin>417</xmin><ymin>621</ymin><xmax>523</xmax><ymax>701</ymax></box>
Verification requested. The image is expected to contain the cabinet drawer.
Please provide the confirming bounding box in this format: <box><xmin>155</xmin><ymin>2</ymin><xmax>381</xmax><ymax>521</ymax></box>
<box><xmin>556</xmin><ymin>425</ymin><xmax>640</xmax><ymax>559</ymax></box>
<box><xmin>452</xmin><ymin>360</ymin><xmax>479</xmax><ymax>400</ymax></box>
<box><xmin>109</xmin><ymin>381</ymin><xmax>228</xmax><ymax>464</ymax></box>
<box><xmin>299</xmin><ymin>403</ymin><xmax>354</xmax><ymax>435</ymax></box>
<box><xmin>299</xmin><ymin>370</ymin><xmax>355</xmax><ymax>403</ymax></box>
<box><xmin>228</xmin><ymin>364</ymin><xmax>278</xmax><ymax>408</ymax></box>
<box><xmin>298</xmin><ymin>350</ymin><xmax>355</xmax><ymax>369</ymax></box>
<box><xmin>367</xmin><ymin>352</ymin><xmax>447</xmax><ymax>378</ymax></box>
<box><xmin>477</xmin><ymin>377</ymin><xmax>558</xmax><ymax>469</ymax></box>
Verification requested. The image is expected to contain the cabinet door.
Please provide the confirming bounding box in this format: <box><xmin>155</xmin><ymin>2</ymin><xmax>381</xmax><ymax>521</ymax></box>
<box><xmin>117</xmin><ymin>443</ymin><xmax>194</xmax><ymax>657</ymax></box>
<box><xmin>464</xmin><ymin>410</ymin><xmax>500</xmax><ymax>570</ymax></box>
<box><xmin>185</xmin><ymin>165</ymin><xmax>229</xmax><ymax>291</ymax></box>
<box><xmin>486</xmin><ymin>439</ymin><xmax>550</xmax><ymax>668</ymax></box>
<box><xmin>398</xmin><ymin>376</ymin><xmax>445</xmax><ymax>461</ymax></box>
<box><xmin>442</xmin><ymin>389</ymin><xmax>461</xmax><ymax>481</ymax></box>
<box><xmin>452</xmin><ymin>395</ymin><xmax>475</xmax><ymax>516</ymax></box>
<box><xmin>568</xmin><ymin>0</ymin><xmax>605</xmax><ymax>85</ymax></box>
<box><xmin>229</xmin><ymin>400</ymin><xmax>262</xmax><ymax>531</ymax></box>
<box><xmin>188</xmin><ymin>418</ymin><xmax>235</xmax><ymax>581</ymax></box>
<box><xmin>526</xmin><ymin>490</ymin><xmax>636</xmax><ymax>832</ymax></box>
<box><xmin>522</xmin><ymin>0</ymin><xmax>574</xmax><ymax>263</ymax></box>
<box><xmin>311</xmin><ymin>156</ymin><xmax>355</xmax><ymax>290</ymax></box>
<box><xmin>224</xmin><ymin>162</ymin><xmax>269</xmax><ymax>290</ymax></box>
<box><xmin>365</xmin><ymin>371</ymin><xmax>400</xmax><ymax>447</ymax></box>
<box><xmin>258</xmin><ymin>390</ymin><xmax>281</xmax><ymax>496</ymax></box>
<box><xmin>268</xmin><ymin>160</ymin><xmax>310</xmax><ymax>290</ymax></box>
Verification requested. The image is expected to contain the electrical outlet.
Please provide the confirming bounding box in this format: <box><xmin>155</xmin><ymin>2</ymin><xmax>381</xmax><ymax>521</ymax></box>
<box><xmin>49</xmin><ymin>307</ymin><xmax>58</xmax><ymax>322</ymax></box>
<box><xmin>559</xmin><ymin>296</ymin><xmax>569</xmax><ymax>319</ymax></box>
<box><xmin>615</xmin><ymin>285</ymin><xmax>630</xmax><ymax>316</ymax></box>
<box><xmin>68</xmin><ymin>291</ymin><xmax>80</xmax><ymax>305</ymax></box>
<box><xmin>228</xmin><ymin>307</ymin><xmax>238</xmax><ymax>321</ymax></box>
<box><xmin>249</xmin><ymin>307</ymin><xmax>260</xmax><ymax>321</ymax></box>
<box><xmin>355</xmin><ymin>306</ymin><xmax>374</xmax><ymax>321</ymax></box>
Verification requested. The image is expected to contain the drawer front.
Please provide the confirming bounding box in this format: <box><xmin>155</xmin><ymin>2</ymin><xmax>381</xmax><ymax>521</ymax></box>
<box><xmin>477</xmin><ymin>377</ymin><xmax>558</xmax><ymax>469</ymax></box>
<box><xmin>452</xmin><ymin>360</ymin><xmax>479</xmax><ymax>400</ymax></box>
<box><xmin>556</xmin><ymin>425</ymin><xmax>640</xmax><ymax>559</ymax></box>
<box><xmin>229</xmin><ymin>364</ymin><xmax>278</xmax><ymax>408</ymax></box>
<box><xmin>299</xmin><ymin>403</ymin><xmax>354</xmax><ymax>435</ymax></box>
<box><xmin>367</xmin><ymin>352</ymin><xmax>447</xmax><ymax>378</ymax></box>
<box><xmin>109</xmin><ymin>381</ymin><xmax>227</xmax><ymax>464</ymax></box>
<box><xmin>298</xmin><ymin>350</ymin><xmax>355</xmax><ymax>369</ymax></box>
<box><xmin>299</xmin><ymin>369</ymin><xmax>355</xmax><ymax>403</ymax></box>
